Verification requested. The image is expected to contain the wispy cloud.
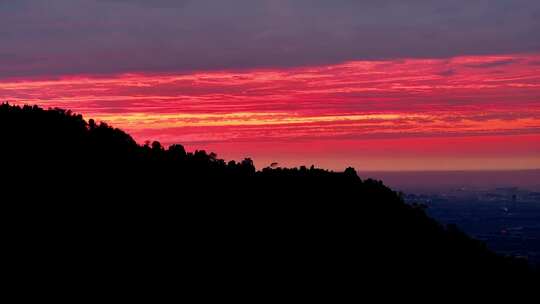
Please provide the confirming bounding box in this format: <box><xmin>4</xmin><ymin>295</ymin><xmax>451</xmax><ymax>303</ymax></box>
<box><xmin>463</xmin><ymin>59</ymin><xmax>520</xmax><ymax>68</ymax></box>
<box><xmin>3</xmin><ymin>53</ymin><xmax>540</xmax><ymax>150</ymax></box>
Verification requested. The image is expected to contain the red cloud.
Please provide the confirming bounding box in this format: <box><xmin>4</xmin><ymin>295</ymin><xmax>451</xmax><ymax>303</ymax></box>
<box><xmin>3</xmin><ymin>53</ymin><xmax>540</xmax><ymax>170</ymax></box>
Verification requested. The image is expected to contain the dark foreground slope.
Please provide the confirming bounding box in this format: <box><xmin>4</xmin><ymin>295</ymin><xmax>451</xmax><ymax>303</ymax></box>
<box><xmin>1</xmin><ymin>104</ymin><xmax>537</xmax><ymax>293</ymax></box>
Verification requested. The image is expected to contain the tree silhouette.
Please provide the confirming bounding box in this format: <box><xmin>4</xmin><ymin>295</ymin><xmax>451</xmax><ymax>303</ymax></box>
<box><xmin>0</xmin><ymin>102</ymin><xmax>537</xmax><ymax>290</ymax></box>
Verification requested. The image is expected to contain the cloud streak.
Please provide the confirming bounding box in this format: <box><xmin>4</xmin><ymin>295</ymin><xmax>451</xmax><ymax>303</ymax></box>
<box><xmin>3</xmin><ymin>53</ymin><xmax>540</xmax><ymax>170</ymax></box>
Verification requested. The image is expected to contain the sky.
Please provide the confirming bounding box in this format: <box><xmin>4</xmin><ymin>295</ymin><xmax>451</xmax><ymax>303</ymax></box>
<box><xmin>1</xmin><ymin>0</ymin><xmax>540</xmax><ymax>171</ymax></box>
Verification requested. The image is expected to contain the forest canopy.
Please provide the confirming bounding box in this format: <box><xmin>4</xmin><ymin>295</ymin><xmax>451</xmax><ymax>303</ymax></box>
<box><xmin>0</xmin><ymin>103</ymin><xmax>537</xmax><ymax>286</ymax></box>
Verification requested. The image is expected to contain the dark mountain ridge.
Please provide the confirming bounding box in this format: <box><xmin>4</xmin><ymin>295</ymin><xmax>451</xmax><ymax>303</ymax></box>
<box><xmin>1</xmin><ymin>103</ymin><xmax>537</xmax><ymax>293</ymax></box>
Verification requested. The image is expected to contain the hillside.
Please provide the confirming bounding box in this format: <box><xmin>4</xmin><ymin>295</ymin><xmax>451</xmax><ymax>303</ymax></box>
<box><xmin>0</xmin><ymin>103</ymin><xmax>537</xmax><ymax>290</ymax></box>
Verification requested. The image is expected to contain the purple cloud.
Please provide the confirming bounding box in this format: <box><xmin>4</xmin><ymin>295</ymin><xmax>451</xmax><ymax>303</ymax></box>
<box><xmin>1</xmin><ymin>0</ymin><xmax>539</xmax><ymax>78</ymax></box>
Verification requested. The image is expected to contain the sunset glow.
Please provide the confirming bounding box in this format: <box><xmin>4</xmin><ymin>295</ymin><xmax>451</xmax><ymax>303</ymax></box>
<box><xmin>3</xmin><ymin>53</ymin><xmax>540</xmax><ymax>170</ymax></box>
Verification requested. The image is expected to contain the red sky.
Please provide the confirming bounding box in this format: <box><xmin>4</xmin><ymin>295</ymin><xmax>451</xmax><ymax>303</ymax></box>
<box><xmin>3</xmin><ymin>53</ymin><xmax>540</xmax><ymax>171</ymax></box>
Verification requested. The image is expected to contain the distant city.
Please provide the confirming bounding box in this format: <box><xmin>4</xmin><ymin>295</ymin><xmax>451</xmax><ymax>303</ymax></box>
<box><xmin>405</xmin><ymin>187</ymin><xmax>540</xmax><ymax>205</ymax></box>
<box><xmin>364</xmin><ymin>171</ymin><xmax>540</xmax><ymax>266</ymax></box>
<box><xmin>382</xmin><ymin>182</ymin><xmax>540</xmax><ymax>268</ymax></box>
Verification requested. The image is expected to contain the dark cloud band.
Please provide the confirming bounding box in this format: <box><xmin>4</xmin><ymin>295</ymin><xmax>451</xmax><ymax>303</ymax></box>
<box><xmin>1</xmin><ymin>0</ymin><xmax>539</xmax><ymax>77</ymax></box>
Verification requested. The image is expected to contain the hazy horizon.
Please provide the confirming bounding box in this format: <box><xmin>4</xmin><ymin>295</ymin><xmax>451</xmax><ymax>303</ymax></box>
<box><xmin>364</xmin><ymin>169</ymin><xmax>540</xmax><ymax>192</ymax></box>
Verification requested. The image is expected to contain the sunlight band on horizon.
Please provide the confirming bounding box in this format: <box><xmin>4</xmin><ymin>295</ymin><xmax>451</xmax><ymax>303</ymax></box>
<box><xmin>3</xmin><ymin>53</ymin><xmax>540</xmax><ymax>170</ymax></box>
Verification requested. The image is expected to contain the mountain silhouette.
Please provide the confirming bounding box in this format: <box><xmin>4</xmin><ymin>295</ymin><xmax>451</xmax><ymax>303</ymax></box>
<box><xmin>1</xmin><ymin>103</ymin><xmax>537</xmax><ymax>293</ymax></box>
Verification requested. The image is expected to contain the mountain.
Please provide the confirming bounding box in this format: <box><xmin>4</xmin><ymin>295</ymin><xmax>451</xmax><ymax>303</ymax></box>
<box><xmin>0</xmin><ymin>103</ymin><xmax>537</xmax><ymax>293</ymax></box>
